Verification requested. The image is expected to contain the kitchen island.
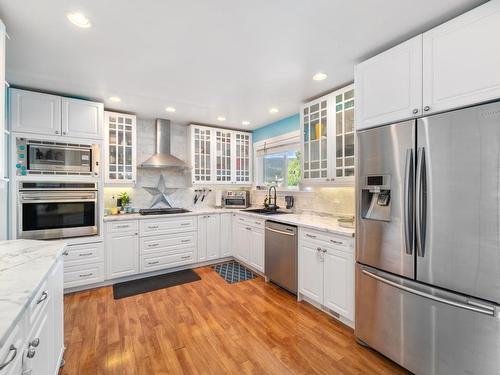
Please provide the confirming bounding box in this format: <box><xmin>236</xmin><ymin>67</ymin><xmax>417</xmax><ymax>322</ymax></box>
<box><xmin>0</xmin><ymin>240</ymin><xmax>66</xmax><ymax>375</ymax></box>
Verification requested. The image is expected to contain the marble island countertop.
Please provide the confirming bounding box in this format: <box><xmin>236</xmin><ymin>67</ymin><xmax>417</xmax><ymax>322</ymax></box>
<box><xmin>104</xmin><ymin>208</ymin><xmax>355</xmax><ymax>237</ymax></box>
<box><xmin>0</xmin><ymin>240</ymin><xmax>66</xmax><ymax>346</ymax></box>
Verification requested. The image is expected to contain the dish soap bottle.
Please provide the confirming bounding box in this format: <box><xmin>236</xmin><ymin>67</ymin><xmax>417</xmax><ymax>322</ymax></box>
<box><xmin>264</xmin><ymin>195</ymin><xmax>269</xmax><ymax>209</ymax></box>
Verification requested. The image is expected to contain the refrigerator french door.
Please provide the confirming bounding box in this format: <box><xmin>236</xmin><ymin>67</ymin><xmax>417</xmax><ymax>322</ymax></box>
<box><xmin>356</xmin><ymin>101</ymin><xmax>500</xmax><ymax>375</ymax></box>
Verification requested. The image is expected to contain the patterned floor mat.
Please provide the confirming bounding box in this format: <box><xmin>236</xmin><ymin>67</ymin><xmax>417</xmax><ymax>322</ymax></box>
<box><xmin>213</xmin><ymin>261</ymin><xmax>257</xmax><ymax>284</ymax></box>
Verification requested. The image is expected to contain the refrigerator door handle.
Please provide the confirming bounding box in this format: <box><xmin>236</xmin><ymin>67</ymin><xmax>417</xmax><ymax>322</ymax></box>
<box><xmin>415</xmin><ymin>147</ymin><xmax>427</xmax><ymax>257</ymax></box>
<box><xmin>362</xmin><ymin>269</ymin><xmax>496</xmax><ymax>316</ymax></box>
<box><xmin>403</xmin><ymin>149</ymin><xmax>414</xmax><ymax>255</ymax></box>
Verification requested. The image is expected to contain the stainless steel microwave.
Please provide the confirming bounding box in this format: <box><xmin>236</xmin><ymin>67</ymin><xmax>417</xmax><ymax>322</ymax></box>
<box><xmin>223</xmin><ymin>190</ymin><xmax>250</xmax><ymax>208</ymax></box>
<box><xmin>15</xmin><ymin>138</ymin><xmax>100</xmax><ymax>177</ymax></box>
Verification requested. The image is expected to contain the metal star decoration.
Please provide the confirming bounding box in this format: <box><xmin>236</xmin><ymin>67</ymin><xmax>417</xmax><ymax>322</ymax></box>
<box><xmin>142</xmin><ymin>174</ymin><xmax>176</xmax><ymax>208</ymax></box>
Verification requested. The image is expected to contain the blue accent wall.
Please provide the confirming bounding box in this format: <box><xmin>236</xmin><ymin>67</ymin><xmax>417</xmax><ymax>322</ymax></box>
<box><xmin>252</xmin><ymin>114</ymin><xmax>300</xmax><ymax>143</ymax></box>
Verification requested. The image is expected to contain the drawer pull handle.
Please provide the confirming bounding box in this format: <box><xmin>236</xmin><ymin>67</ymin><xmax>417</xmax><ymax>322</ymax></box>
<box><xmin>255</xmin><ymin>221</ymin><xmax>261</xmax><ymax>225</ymax></box>
<box><xmin>37</xmin><ymin>291</ymin><xmax>48</xmax><ymax>304</ymax></box>
<box><xmin>330</xmin><ymin>240</ymin><xmax>343</xmax><ymax>245</ymax></box>
<box><xmin>29</xmin><ymin>338</ymin><xmax>40</xmax><ymax>348</ymax></box>
<box><xmin>239</xmin><ymin>218</ymin><xmax>245</xmax><ymax>221</ymax></box>
<box><xmin>181</xmin><ymin>239</ymin><xmax>191</xmax><ymax>243</ymax></box>
<box><xmin>148</xmin><ymin>261</ymin><xmax>160</xmax><ymax>265</ymax></box>
<box><xmin>306</xmin><ymin>234</ymin><xmax>316</xmax><ymax>239</ymax></box>
<box><xmin>78</xmin><ymin>252</ymin><xmax>93</xmax><ymax>257</ymax></box>
<box><xmin>246</xmin><ymin>227</ymin><xmax>252</xmax><ymax>231</ymax></box>
<box><xmin>116</xmin><ymin>224</ymin><xmax>130</xmax><ymax>228</ymax></box>
<box><xmin>180</xmin><ymin>223</ymin><xmax>190</xmax><ymax>226</ymax></box>
<box><xmin>148</xmin><ymin>243</ymin><xmax>159</xmax><ymax>247</ymax></box>
<box><xmin>27</xmin><ymin>347</ymin><xmax>36</xmax><ymax>359</ymax></box>
<box><xmin>148</xmin><ymin>225</ymin><xmax>159</xmax><ymax>229</ymax></box>
<box><xmin>62</xmin><ymin>249</ymin><xmax>69</xmax><ymax>256</ymax></box>
<box><xmin>79</xmin><ymin>273</ymin><xmax>93</xmax><ymax>278</ymax></box>
<box><xmin>181</xmin><ymin>255</ymin><xmax>191</xmax><ymax>260</ymax></box>
<box><xmin>0</xmin><ymin>345</ymin><xmax>17</xmax><ymax>370</ymax></box>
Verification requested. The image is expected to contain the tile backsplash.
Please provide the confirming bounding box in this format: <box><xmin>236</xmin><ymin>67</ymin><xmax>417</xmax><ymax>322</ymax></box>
<box><xmin>104</xmin><ymin>117</ymin><xmax>355</xmax><ymax>216</ymax></box>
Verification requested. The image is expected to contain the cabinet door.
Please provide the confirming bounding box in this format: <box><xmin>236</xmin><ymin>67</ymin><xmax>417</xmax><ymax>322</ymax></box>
<box><xmin>331</xmin><ymin>85</ymin><xmax>355</xmax><ymax>183</ymax></box>
<box><xmin>105</xmin><ymin>111</ymin><xmax>136</xmax><ymax>184</ymax></box>
<box><xmin>301</xmin><ymin>95</ymin><xmax>330</xmax><ymax>182</ymax></box>
<box><xmin>215</xmin><ymin>129</ymin><xmax>232</xmax><ymax>183</ymax></box>
<box><xmin>235</xmin><ymin>223</ymin><xmax>250</xmax><ymax>263</ymax></box>
<box><xmin>298</xmin><ymin>243</ymin><xmax>324</xmax><ymax>304</ymax></box>
<box><xmin>191</xmin><ymin>126</ymin><xmax>213</xmax><ymax>184</ymax></box>
<box><xmin>220</xmin><ymin>213</ymin><xmax>232</xmax><ymax>257</ymax></box>
<box><xmin>197</xmin><ymin>215</ymin><xmax>207</xmax><ymax>261</ymax></box>
<box><xmin>249</xmin><ymin>229</ymin><xmax>264</xmax><ymax>273</ymax></box>
<box><xmin>25</xmin><ymin>310</ymin><xmax>51</xmax><ymax>375</ymax></box>
<box><xmin>50</xmin><ymin>258</ymin><xmax>64</xmax><ymax>373</ymax></box>
<box><xmin>423</xmin><ymin>1</ymin><xmax>500</xmax><ymax>115</ymax></box>
<box><xmin>233</xmin><ymin>131</ymin><xmax>252</xmax><ymax>184</ymax></box>
<box><xmin>324</xmin><ymin>249</ymin><xmax>354</xmax><ymax>320</ymax></box>
<box><xmin>206</xmin><ymin>214</ymin><xmax>221</xmax><ymax>260</ymax></box>
<box><xmin>9</xmin><ymin>88</ymin><xmax>61</xmax><ymax>136</ymax></box>
<box><xmin>107</xmin><ymin>231</ymin><xmax>139</xmax><ymax>279</ymax></box>
<box><xmin>62</xmin><ymin>97</ymin><xmax>103</xmax><ymax>139</ymax></box>
<box><xmin>355</xmin><ymin>35</ymin><xmax>422</xmax><ymax>130</ymax></box>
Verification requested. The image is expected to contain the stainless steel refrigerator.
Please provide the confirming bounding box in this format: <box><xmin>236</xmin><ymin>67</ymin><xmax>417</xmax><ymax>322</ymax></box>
<box><xmin>356</xmin><ymin>101</ymin><xmax>500</xmax><ymax>375</ymax></box>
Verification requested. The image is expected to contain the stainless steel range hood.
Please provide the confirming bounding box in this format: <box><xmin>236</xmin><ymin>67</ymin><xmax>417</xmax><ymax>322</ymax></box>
<box><xmin>139</xmin><ymin>119</ymin><xmax>189</xmax><ymax>169</ymax></box>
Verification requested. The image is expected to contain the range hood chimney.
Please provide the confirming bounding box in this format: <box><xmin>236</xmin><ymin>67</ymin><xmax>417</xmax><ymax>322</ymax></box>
<box><xmin>139</xmin><ymin>119</ymin><xmax>189</xmax><ymax>169</ymax></box>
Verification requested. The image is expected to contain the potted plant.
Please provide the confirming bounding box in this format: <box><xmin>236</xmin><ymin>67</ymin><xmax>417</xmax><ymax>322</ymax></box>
<box><xmin>118</xmin><ymin>192</ymin><xmax>131</xmax><ymax>212</ymax></box>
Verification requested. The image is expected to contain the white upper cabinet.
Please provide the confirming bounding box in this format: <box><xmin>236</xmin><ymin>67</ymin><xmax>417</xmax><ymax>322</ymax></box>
<box><xmin>62</xmin><ymin>97</ymin><xmax>103</xmax><ymax>139</ymax></box>
<box><xmin>104</xmin><ymin>111</ymin><xmax>137</xmax><ymax>184</ymax></box>
<box><xmin>355</xmin><ymin>35</ymin><xmax>423</xmax><ymax>130</ymax></box>
<box><xmin>10</xmin><ymin>88</ymin><xmax>62</xmax><ymax>136</ymax></box>
<box><xmin>301</xmin><ymin>84</ymin><xmax>355</xmax><ymax>185</ymax></box>
<box><xmin>189</xmin><ymin>124</ymin><xmax>252</xmax><ymax>185</ymax></box>
<box><xmin>9</xmin><ymin>88</ymin><xmax>104</xmax><ymax>139</ymax></box>
<box><xmin>422</xmin><ymin>1</ymin><xmax>500</xmax><ymax>115</ymax></box>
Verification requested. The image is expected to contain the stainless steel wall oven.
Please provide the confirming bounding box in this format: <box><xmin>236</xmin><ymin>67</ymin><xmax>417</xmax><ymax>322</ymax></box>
<box><xmin>18</xmin><ymin>182</ymin><xmax>99</xmax><ymax>240</ymax></box>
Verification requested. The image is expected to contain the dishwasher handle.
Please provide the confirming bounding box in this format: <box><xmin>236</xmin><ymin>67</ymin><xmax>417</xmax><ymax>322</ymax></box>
<box><xmin>265</xmin><ymin>227</ymin><xmax>296</xmax><ymax>236</ymax></box>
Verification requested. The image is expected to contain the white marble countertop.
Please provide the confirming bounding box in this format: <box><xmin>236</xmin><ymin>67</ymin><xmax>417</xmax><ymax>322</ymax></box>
<box><xmin>104</xmin><ymin>208</ymin><xmax>355</xmax><ymax>237</ymax></box>
<box><xmin>0</xmin><ymin>240</ymin><xmax>66</xmax><ymax>346</ymax></box>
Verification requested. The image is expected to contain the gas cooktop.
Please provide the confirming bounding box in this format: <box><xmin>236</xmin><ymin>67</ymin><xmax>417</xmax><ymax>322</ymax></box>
<box><xmin>138</xmin><ymin>208</ymin><xmax>191</xmax><ymax>215</ymax></box>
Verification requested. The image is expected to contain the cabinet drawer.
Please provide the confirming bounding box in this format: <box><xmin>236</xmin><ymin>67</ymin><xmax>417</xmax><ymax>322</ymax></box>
<box><xmin>140</xmin><ymin>216</ymin><xmax>197</xmax><ymax>236</ymax></box>
<box><xmin>140</xmin><ymin>250</ymin><xmax>195</xmax><ymax>273</ymax></box>
<box><xmin>27</xmin><ymin>278</ymin><xmax>50</xmax><ymax>326</ymax></box>
<box><xmin>301</xmin><ymin>228</ymin><xmax>353</xmax><ymax>253</ymax></box>
<box><xmin>63</xmin><ymin>242</ymin><xmax>104</xmax><ymax>266</ymax></box>
<box><xmin>0</xmin><ymin>318</ymin><xmax>23</xmax><ymax>374</ymax></box>
<box><xmin>233</xmin><ymin>214</ymin><xmax>265</xmax><ymax>229</ymax></box>
<box><xmin>107</xmin><ymin>220</ymin><xmax>139</xmax><ymax>233</ymax></box>
<box><xmin>64</xmin><ymin>263</ymin><xmax>105</xmax><ymax>288</ymax></box>
<box><xmin>141</xmin><ymin>232</ymin><xmax>197</xmax><ymax>255</ymax></box>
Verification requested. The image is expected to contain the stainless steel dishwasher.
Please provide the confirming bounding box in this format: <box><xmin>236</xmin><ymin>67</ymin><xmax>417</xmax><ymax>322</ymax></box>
<box><xmin>265</xmin><ymin>221</ymin><xmax>298</xmax><ymax>294</ymax></box>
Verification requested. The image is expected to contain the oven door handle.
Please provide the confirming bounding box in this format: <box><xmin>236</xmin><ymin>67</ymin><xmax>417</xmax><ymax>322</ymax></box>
<box><xmin>21</xmin><ymin>197</ymin><xmax>96</xmax><ymax>202</ymax></box>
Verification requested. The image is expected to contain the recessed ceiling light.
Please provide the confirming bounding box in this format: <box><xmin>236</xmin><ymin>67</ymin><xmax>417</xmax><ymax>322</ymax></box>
<box><xmin>217</xmin><ymin>116</ymin><xmax>226</xmax><ymax>121</ymax></box>
<box><xmin>66</xmin><ymin>12</ymin><xmax>92</xmax><ymax>28</ymax></box>
<box><xmin>165</xmin><ymin>106</ymin><xmax>176</xmax><ymax>113</ymax></box>
<box><xmin>312</xmin><ymin>72</ymin><xmax>328</xmax><ymax>81</ymax></box>
<box><xmin>269</xmin><ymin>108</ymin><xmax>279</xmax><ymax>114</ymax></box>
<box><xmin>242</xmin><ymin>121</ymin><xmax>250</xmax><ymax>126</ymax></box>
<box><xmin>108</xmin><ymin>96</ymin><xmax>121</xmax><ymax>103</ymax></box>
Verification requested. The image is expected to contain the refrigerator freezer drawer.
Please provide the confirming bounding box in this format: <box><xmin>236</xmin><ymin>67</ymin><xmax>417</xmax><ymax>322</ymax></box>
<box><xmin>355</xmin><ymin>264</ymin><xmax>500</xmax><ymax>375</ymax></box>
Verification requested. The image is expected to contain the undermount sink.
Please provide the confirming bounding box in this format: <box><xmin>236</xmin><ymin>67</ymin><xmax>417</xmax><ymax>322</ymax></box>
<box><xmin>241</xmin><ymin>208</ymin><xmax>289</xmax><ymax>215</ymax></box>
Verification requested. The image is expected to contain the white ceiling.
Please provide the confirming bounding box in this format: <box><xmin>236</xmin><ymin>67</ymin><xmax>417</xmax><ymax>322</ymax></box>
<box><xmin>0</xmin><ymin>0</ymin><xmax>486</xmax><ymax>130</ymax></box>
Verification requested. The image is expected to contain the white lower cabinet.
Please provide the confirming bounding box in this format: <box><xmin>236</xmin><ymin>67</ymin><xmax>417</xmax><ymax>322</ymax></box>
<box><xmin>220</xmin><ymin>213</ymin><xmax>232</xmax><ymax>257</ymax></box>
<box><xmin>298</xmin><ymin>228</ymin><xmax>355</xmax><ymax>322</ymax></box>
<box><xmin>231</xmin><ymin>214</ymin><xmax>265</xmax><ymax>273</ymax></box>
<box><xmin>0</xmin><ymin>256</ymin><xmax>65</xmax><ymax>375</ymax></box>
<box><xmin>197</xmin><ymin>214</ymin><xmax>220</xmax><ymax>262</ymax></box>
<box><xmin>106</xmin><ymin>230</ymin><xmax>139</xmax><ymax>279</ymax></box>
<box><xmin>63</xmin><ymin>241</ymin><xmax>105</xmax><ymax>289</ymax></box>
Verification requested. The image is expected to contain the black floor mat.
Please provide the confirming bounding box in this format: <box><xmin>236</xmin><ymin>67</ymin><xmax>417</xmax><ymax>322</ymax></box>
<box><xmin>213</xmin><ymin>261</ymin><xmax>256</xmax><ymax>284</ymax></box>
<box><xmin>113</xmin><ymin>269</ymin><xmax>201</xmax><ymax>299</ymax></box>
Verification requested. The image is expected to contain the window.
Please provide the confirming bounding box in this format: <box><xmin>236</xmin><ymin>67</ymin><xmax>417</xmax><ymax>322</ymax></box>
<box><xmin>255</xmin><ymin>132</ymin><xmax>301</xmax><ymax>190</ymax></box>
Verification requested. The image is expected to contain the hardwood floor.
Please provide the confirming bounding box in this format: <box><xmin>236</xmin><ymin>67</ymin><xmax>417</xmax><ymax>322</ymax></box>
<box><xmin>62</xmin><ymin>266</ymin><xmax>409</xmax><ymax>375</ymax></box>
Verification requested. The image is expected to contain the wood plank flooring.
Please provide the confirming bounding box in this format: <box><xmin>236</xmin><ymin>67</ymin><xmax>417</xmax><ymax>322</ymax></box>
<box><xmin>61</xmin><ymin>266</ymin><xmax>409</xmax><ymax>375</ymax></box>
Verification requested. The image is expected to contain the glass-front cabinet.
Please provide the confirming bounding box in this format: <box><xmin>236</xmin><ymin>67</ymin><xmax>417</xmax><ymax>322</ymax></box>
<box><xmin>104</xmin><ymin>111</ymin><xmax>136</xmax><ymax>184</ymax></box>
<box><xmin>300</xmin><ymin>84</ymin><xmax>355</xmax><ymax>185</ymax></box>
<box><xmin>190</xmin><ymin>125</ymin><xmax>252</xmax><ymax>185</ymax></box>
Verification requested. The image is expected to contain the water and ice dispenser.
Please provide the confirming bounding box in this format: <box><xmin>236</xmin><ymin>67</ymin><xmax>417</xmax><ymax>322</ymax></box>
<box><xmin>360</xmin><ymin>175</ymin><xmax>391</xmax><ymax>222</ymax></box>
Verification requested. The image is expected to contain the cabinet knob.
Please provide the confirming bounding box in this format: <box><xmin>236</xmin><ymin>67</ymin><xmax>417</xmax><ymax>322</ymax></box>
<box><xmin>30</xmin><ymin>338</ymin><xmax>40</xmax><ymax>348</ymax></box>
<box><xmin>27</xmin><ymin>348</ymin><xmax>36</xmax><ymax>359</ymax></box>
<box><xmin>62</xmin><ymin>131</ymin><xmax>67</xmax><ymax>135</ymax></box>
<box><xmin>412</xmin><ymin>108</ymin><xmax>419</xmax><ymax>114</ymax></box>
<box><xmin>424</xmin><ymin>106</ymin><xmax>430</xmax><ymax>112</ymax></box>
<box><xmin>55</xmin><ymin>130</ymin><xmax>59</xmax><ymax>135</ymax></box>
